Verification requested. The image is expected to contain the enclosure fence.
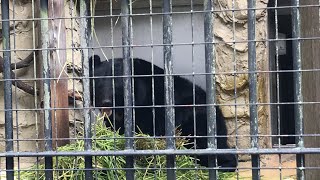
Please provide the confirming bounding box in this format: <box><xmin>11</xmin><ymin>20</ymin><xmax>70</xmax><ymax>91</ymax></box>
<box><xmin>0</xmin><ymin>0</ymin><xmax>320</xmax><ymax>180</ymax></box>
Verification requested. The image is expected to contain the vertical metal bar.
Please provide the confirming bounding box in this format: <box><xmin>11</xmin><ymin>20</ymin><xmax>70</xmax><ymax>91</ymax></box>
<box><xmin>11</xmin><ymin>0</ymin><xmax>23</xmax><ymax>177</ymax></box>
<box><xmin>149</xmin><ymin>0</ymin><xmax>156</xmax><ymax>138</ymax></box>
<box><xmin>69</xmin><ymin>0</ymin><xmax>82</xmax><ymax>178</ymax></box>
<box><xmin>190</xmin><ymin>0</ymin><xmax>199</xmax><ymax>176</ymax></box>
<box><xmin>109</xmin><ymin>2</ymin><xmax>119</xmax><ymax>178</ymax></box>
<box><xmin>274</xmin><ymin>0</ymin><xmax>281</xmax><ymax>148</ymax></box>
<box><xmin>291</xmin><ymin>0</ymin><xmax>305</xmax><ymax>179</ymax></box>
<box><xmin>247</xmin><ymin>0</ymin><xmax>260</xmax><ymax>179</ymax></box>
<box><xmin>121</xmin><ymin>0</ymin><xmax>134</xmax><ymax>179</ymax></box>
<box><xmin>1</xmin><ymin>0</ymin><xmax>14</xmax><ymax>179</ymax></box>
<box><xmin>148</xmin><ymin>1</ymin><xmax>158</xmax><ymax>178</ymax></box>
<box><xmin>204</xmin><ymin>0</ymin><xmax>217</xmax><ymax>179</ymax></box>
<box><xmin>79</xmin><ymin>0</ymin><xmax>92</xmax><ymax>179</ymax></box>
<box><xmin>31</xmin><ymin>0</ymin><xmax>40</xmax><ymax>179</ymax></box>
<box><xmin>274</xmin><ymin>1</ymin><xmax>283</xmax><ymax>179</ymax></box>
<box><xmin>107</xmin><ymin>2</ymin><xmax>121</xmax><ymax>179</ymax></box>
<box><xmin>163</xmin><ymin>0</ymin><xmax>176</xmax><ymax>179</ymax></box>
<box><xmin>231</xmin><ymin>0</ymin><xmax>240</xmax><ymax>176</ymax></box>
<box><xmin>40</xmin><ymin>0</ymin><xmax>53</xmax><ymax>179</ymax></box>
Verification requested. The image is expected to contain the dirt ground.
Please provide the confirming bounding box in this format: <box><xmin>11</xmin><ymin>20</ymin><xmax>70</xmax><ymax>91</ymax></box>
<box><xmin>236</xmin><ymin>154</ymin><xmax>296</xmax><ymax>180</ymax></box>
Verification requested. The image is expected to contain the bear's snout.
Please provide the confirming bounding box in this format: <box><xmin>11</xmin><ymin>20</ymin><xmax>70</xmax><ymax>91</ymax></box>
<box><xmin>101</xmin><ymin>99</ymin><xmax>113</xmax><ymax>117</ymax></box>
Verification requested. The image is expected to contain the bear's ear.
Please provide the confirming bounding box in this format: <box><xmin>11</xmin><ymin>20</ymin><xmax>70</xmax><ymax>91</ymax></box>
<box><xmin>89</xmin><ymin>55</ymin><xmax>101</xmax><ymax>68</ymax></box>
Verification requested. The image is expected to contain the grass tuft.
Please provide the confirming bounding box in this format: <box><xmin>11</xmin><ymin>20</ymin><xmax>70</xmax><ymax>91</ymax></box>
<box><xmin>19</xmin><ymin>116</ymin><xmax>237</xmax><ymax>180</ymax></box>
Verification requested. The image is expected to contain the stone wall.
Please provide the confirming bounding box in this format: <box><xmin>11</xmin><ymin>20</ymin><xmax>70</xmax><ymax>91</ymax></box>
<box><xmin>213</xmin><ymin>0</ymin><xmax>270</xmax><ymax>157</ymax></box>
<box><xmin>0</xmin><ymin>0</ymin><xmax>39</xmax><ymax>168</ymax></box>
<box><xmin>0</xmin><ymin>0</ymin><xmax>83</xmax><ymax>169</ymax></box>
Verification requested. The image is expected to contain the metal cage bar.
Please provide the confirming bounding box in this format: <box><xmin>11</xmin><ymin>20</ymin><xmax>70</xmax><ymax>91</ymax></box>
<box><xmin>291</xmin><ymin>0</ymin><xmax>305</xmax><ymax>179</ymax></box>
<box><xmin>147</xmin><ymin>0</ymin><xmax>158</xmax><ymax>178</ymax></box>
<box><xmin>231</xmin><ymin>0</ymin><xmax>240</xmax><ymax>176</ymax></box>
<box><xmin>109</xmin><ymin>1</ymin><xmax>120</xmax><ymax>177</ymax></box>
<box><xmin>247</xmin><ymin>0</ymin><xmax>260</xmax><ymax>179</ymax></box>
<box><xmin>1</xmin><ymin>0</ymin><xmax>14</xmax><ymax>179</ymax></box>
<box><xmin>39</xmin><ymin>0</ymin><xmax>53</xmax><ymax>179</ymax></box>
<box><xmin>273</xmin><ymin>1</ymin><xmax>283</xmax><ymax>178</ymax></box>
<box><xmin>121</xmin><ymin>0</ymin><xmax>134</xmax><ymax>179</ymax></box>
<box><xmin>190</xmin><ymin>1</ymin><xmax>200</xmax><ymax>177</ymax></box>
<box><xmin>2</xmin><ymin>0</ymin><xmax>320</xmax><ymax>179</ymax></box>
<box><xmin>0</xmin><ymin>147</ymin><xmax>319</xmax><ymax>157</ymax></box>
<box><xmin>163</xmin><ymin>0</ymin><xmax>176</xmax><ymax>179</ymax></box>
<box><xmin>31</xmin><ymin>0</ymin><xmax>40</xmax><ymax>179</ymax></box>
<box><xmin>79</xmin><ymin>0</ymin><xmax>93</xmax><ymax>179</ymax></box>
<box><xmin>204</xmin><ymin>0</ymin><xmax>218</xmax><ymax>179</ymax></box>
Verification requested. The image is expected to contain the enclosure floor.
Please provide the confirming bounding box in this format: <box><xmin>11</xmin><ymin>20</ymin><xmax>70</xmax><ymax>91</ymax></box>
<box><xmin>237</xmin><ymin>154</ymin><xmax>296</xmax><ymax>180</ymax></box>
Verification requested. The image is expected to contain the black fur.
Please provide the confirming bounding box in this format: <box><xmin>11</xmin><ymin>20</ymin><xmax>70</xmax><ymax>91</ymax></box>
<box><xmin>89</xmin><ymin>55</ymin><xmax>237</xmax><ymax>171</ymax></box>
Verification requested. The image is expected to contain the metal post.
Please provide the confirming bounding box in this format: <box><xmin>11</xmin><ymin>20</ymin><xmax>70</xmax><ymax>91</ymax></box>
<box><xmin>291</xmin><ymin>0</ymin><xmax>305</xmax><ymax>179</ymax></box>
<box><xmin>247</xmin><ymin>0</ymin><xmax>260</xmax><ymax>179</ymax></box>
<box><xmin>204</xmin><ymin>0</ymin><xmax>218</xmax><ymax>179</ymax></box>
<box><xmin>1</xmin><ymin>0</ymin><xmax>14</xmax><ymax>179</ymax></box>
<box><xmin>121</xmin><ymin>0</ymin><xmax>134</xmax><ymax>179</ymax></box>
<box><xmin>40</xmin><ymin>0</ymin><xmax>53</xmax><ymax>179</ymax></box>
<box><xmin>163</xmin><ymin>0</ymin><xmax>176</xmax><ymax>179</ymax></box>
<box><xmin>79</xmin><ymin>0</ymin><xmax>92</xmax><ymax>179</ymax></box>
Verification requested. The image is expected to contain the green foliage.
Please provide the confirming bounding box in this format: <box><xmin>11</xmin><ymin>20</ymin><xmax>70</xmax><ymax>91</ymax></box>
<box><xmin>19</xmin><ymin>117</ymin><xmax>236</xmax><ymax>180</ymax></box>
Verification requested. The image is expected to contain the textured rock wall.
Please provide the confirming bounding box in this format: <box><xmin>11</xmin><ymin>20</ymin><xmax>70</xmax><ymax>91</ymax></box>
<box><xmin>0</xmin><ymin>0</ymin><xmax>83</xmax><ymax>168</ymax></box>
<box><xmin>0</xmin><ymin>0</ymin><xmax>39</xmax><ymax>168</ymax></box>
<box><xmin>213</xmin><ymin>0</ymin><xmax>270</xmax><ymax>157</ymax></box>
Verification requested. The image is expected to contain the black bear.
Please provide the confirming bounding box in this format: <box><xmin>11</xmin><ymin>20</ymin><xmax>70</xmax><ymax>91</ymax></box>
<box><xmin>89</xmin><ymin>55</ymin><xmax>237</xmax><ymax>171</ymax></box>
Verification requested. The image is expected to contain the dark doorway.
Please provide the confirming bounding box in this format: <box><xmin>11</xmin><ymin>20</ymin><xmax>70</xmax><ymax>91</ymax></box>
<box><xmin>268</xmin><ymin>1</ymin><xmax>295</xmax><ymax>145</ymax></box>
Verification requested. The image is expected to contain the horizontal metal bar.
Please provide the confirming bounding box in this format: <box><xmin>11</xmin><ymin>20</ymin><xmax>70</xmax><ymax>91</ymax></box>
<box><xmin>2</xmin><ymin>101</ymin><xmax>320</xmax><ymax>112</ymax></box>
<box><xmin>13</xmin><ymin>166</ymin><xmax>315</xmax><ymax>171</ymax></box>
<box><xmin>2</xmin><ymin>148</ymin><xmax>320</xmax><ymax>157</ymax></box>
<box><xmin>0</xmin><ymin>4</ymin><xmax>318</xmax><ymax>22</ymax></box>
<box><xmin>4</xmin><ymin>133</ymin><xmax>320</xmax><ymax>143</ymax></box>
<box><xmin>2</xmin><ymin>35</ymin><xmax>320</xmax><ymax>52</ymax></box>
<box><xmin>1</xmin><ymin>68</ymin><xmax>320</xmax><ymax>82</ymax></box>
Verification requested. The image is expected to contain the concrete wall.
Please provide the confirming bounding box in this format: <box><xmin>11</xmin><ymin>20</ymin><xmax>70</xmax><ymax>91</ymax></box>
<box><xmin>92</xmin><ymin>0</ymin><xmax>270</xmax><ymax>158</ymax></box>
<box><xmin>92</xmin><ymin>6</ymin><xmax>207</xmax><ymax>89</ymax></box>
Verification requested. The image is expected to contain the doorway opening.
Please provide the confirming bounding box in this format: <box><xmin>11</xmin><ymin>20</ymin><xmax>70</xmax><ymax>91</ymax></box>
<box><xmin>268</xmin><ymin>0</ymin><xmax>295</xmax><ymax>145</ymax></box>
